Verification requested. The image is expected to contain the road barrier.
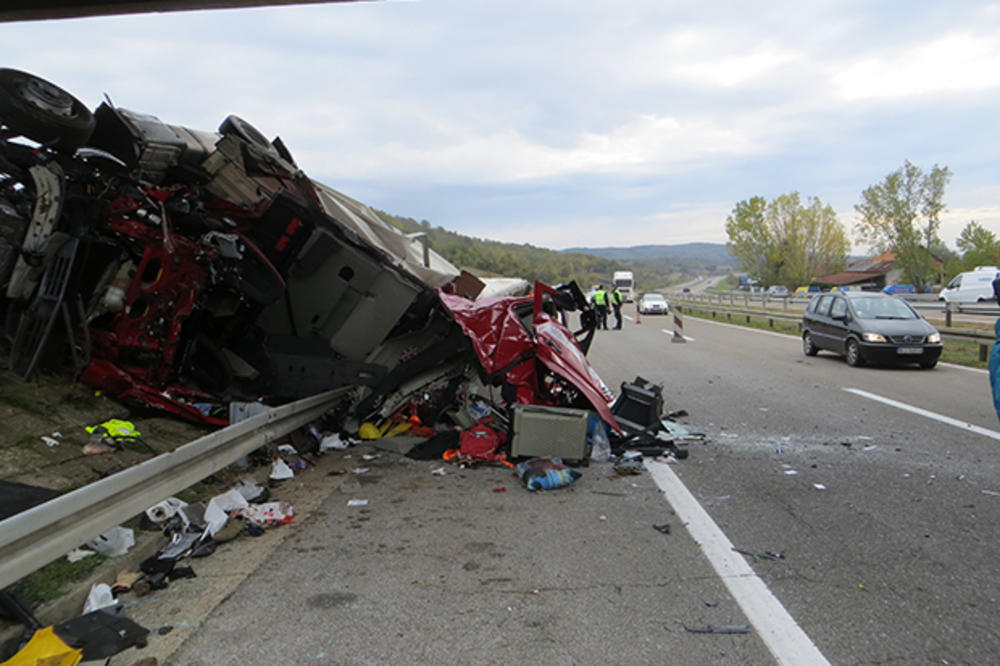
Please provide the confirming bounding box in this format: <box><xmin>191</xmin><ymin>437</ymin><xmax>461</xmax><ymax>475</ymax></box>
<box><xmin>0</xmin><ymin>388</ymin><xmax>349</xmax><ymax>592</ymax></box>
<box><xmin>671</xmin><ymin>305</ymin><xmax>685</xmax><ymax>343</ymax></box>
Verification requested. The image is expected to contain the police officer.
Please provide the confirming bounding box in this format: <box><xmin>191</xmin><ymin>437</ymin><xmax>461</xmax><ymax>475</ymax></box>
<box><xmin>610</xmin><ymin>285</ymin><xmax>623</xmax><ymax>329</ymax></box>
<box><xmin>592</xmin><ymin>285</ymin><xmax>609</xmax><ymax>330</ymax></box>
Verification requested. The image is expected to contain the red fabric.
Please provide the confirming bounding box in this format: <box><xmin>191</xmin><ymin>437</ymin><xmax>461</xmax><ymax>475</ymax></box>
<box><xmin>459</xmin><ymin>418</ymin><xmax>508</xmax><ymax>461</ymax></box>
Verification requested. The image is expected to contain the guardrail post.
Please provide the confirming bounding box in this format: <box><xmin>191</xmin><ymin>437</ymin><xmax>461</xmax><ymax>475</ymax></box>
<box><xmin>981</xmin><ymin>343</ymin><xmax>989</xmax><ymax>363</ymax></box>
<box><xmin>945</xmin><ymin>302</ymin><xmax>952</xmax><ymax>328</ymax></box>
<box><xmin>743</xmin><ymin>293</ymin><xmax>748</xmax><ymax>309</ymax></box>
<box><xmin>783</xmin><ymin>298</ymin><xmax>788</xmax><ymax>313</ymax></box>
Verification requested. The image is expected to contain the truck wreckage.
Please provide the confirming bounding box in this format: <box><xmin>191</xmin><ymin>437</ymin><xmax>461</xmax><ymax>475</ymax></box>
<box><xmin>0</xmin><ymin>68</ymin><xmax>689</xmax><ymax>458</ymax></box>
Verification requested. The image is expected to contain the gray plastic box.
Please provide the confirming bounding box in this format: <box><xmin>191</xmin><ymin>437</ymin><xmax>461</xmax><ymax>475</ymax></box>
<box><xmin>511</xmin><ymin>404</ymin><xmax>590</xmax><ymax>461</ymax></box>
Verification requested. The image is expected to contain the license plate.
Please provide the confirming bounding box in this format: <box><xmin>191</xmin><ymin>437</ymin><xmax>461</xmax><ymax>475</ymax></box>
<box><xmin>897</xmin><ymin>347</ymin><xmax>922</xmax><ymax>355</ymax></box>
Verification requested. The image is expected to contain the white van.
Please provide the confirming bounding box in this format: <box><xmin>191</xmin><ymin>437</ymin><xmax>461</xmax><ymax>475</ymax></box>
<box><xmin>937</xmin><ymin>266</ymin><xmax>1000</xmax><ymax>303</ymax></box>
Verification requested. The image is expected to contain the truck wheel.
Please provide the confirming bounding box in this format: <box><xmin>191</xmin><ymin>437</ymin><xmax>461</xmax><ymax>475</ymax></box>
<box><xmin>0</xmin><ymin>68</ymin><xmax>95</xmax><ymax>152</ymax></box>
<box><xmin>218</xmin><ymin>115</ymin><xmax>277</xmax><ymax>156</ymax></box>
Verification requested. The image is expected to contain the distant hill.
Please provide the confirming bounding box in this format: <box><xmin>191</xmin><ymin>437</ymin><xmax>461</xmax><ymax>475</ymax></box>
<box><xmin>561</xmin><ymin>242</ymin><xmax>736</xmax><ymax>265</ymax></box>
<box><xmin>376</xmin><ymin>212</ymin><xmax>725</xmax><ymax>291</ymax></box>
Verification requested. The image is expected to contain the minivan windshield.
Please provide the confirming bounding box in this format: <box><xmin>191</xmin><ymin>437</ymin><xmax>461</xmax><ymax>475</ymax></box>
<box><xmin>852</xmin><ymin>296</ymin><xmax>917</xmax><ymax>320</ymax></box>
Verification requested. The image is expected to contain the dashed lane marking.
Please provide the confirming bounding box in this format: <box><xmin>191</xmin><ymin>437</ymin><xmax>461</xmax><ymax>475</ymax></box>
<box><xmin>645</xmin><ymin>461</ymin><xmax>831</xmax><ymax>665</ymax></box>
<box><xmin>660</xmin><ymin>329</ymin><xmax>696</xmax><ymax>342</ymax></box>
<box><xmin>843</xmin><ymin>388</ymin><xmax>1000</xmax><ymax>441</ymax></box>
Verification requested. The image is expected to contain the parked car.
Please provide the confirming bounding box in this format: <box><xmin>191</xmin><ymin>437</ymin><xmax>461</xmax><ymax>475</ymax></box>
<box><xmin>638</xmin><ymin>293</ymin><xmax>669</xmax><ymax>314</ymax></box>
<box><xmin>883</xmin><ymin>284</ymin><xmax>915</xmax><ymax>295</ymax></box>
<box><xmin>794</xmin><ymin>285</ymin><xmax>820</xmax><ymax>297</ymax></box>
<box><xmin>801</xmin><ymin>292</ymin><xmax>942</xmax><ymax>368</ymax></box>
<box><xmin>766</xmin><ymin>285</ymin><xmax>789</xmax><ymax>297</ymax></box>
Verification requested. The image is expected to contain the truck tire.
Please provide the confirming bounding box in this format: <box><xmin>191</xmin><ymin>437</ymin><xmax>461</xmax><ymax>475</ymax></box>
<box><xmin>0</xmin><ymin>68</ymin><xmax>95</xmax><ymax>152</ymax></box>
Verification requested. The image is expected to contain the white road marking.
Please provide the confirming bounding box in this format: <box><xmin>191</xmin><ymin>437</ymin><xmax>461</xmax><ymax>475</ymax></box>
<box><xmin>691</xmin><ymin>317</ymin><xmax>989</xmax><ymax>374</ymax></box>
<box><xmin>843</xmin><ymin>388</ymin><xmax>1000</xmax><ymax>441</ymax></box>
<box><xmin>660</xmin><ymin>329</ymin><xmax>696</xmax><ymax>342</ymax></box>
<box><xmin>693</xmin><ymin>316</ymin><xmax>799</xmax><ymax>340</ymax></box>
<box><xmin>645</xmin><ymin>461</ymin><xmax>831</xmax><ymax>666</ymax></box>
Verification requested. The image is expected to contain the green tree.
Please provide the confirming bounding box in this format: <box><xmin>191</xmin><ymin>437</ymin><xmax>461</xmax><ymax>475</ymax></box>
<box><xmin>725</xmin><ymin>193</ymin><xmax>849</xmax><ymax>287</ymax></box>
<box><xmin>956</xmin><ymin>221</ymin><xmax>997</xmax><ymax>254</ymax></box>
<box><xmin>854</xmin><ymin>160</ymin><xmax>951</xmax><ymax>289</ymax></box>
<box><xmin>945</xmin><ymin>221</ymin><xmax>1000</xmax><ymax>277</ymax></box>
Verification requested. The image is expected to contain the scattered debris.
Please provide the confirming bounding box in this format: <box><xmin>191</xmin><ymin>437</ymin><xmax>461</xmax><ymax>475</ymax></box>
<box><xmin>732</xmin><ymin>547</ymin><xmax>784</xmax><ymax>561</ymax></box>
<box><xmin>516</xmin><ymin>458</ymin><xmax>582</xmax><ymax>491</ymax></box>
<box><xmin>682</xmin><ymin>623</ymin><xmax>751</xmax><ymax>635</ymax></box>
<box><xmin>983</xmin><ymin>490</ymin><xmax>1000</xmax><ymax>497</ymax></box>
<box><xmin>85</xmin><ymin>526</ymin><xmax>135</xmax><ymax>557</ymax></box>
<box><xmin>813</xmin><ymin>483</ymin><xmax>828</xmax><ymax>491</ymax></box>
<box><xmin>347</xmin><ymin>499</ymin><xmax>369</xmax><ymax>507</ymax></box>
<box><xmin>653</xmin><ymin>523</ymin><xmax>671</xmax><ymax>534</ymax></box>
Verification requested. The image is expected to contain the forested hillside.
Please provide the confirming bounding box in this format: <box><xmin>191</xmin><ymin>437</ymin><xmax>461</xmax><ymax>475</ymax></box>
<box><xmin>377</xmin><ymin>212</ymin><xmax>722</xmax><ymax>291</ymax></box>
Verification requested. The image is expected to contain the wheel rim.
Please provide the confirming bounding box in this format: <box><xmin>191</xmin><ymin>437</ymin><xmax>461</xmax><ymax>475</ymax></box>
<box><xmin>17</xmin><ymin>76</ymin><xmax>77</xmax><ymax>118</ymax></box>
<box><xmin>847</xmin><ymin>341</ymin><xmax>858</xmax><ymax>363</ymax></box>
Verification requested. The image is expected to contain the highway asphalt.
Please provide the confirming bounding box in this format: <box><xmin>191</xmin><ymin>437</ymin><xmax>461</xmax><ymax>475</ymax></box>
<box><xmin>110</xmin><ymin>307</ymin><xmax>1000</xmax><ymax>665</ymax></box>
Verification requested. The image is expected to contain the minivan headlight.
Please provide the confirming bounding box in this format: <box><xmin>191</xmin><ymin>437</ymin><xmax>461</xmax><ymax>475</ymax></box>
<box><xmin>927</xmin><ymin>332</ymin><xmax>941</xmax><ymax>344</ymax></box>
<box><xmin>862</xmin><ymin>332</ymin><xmax>887</xmax><ymax>343</ymax></box>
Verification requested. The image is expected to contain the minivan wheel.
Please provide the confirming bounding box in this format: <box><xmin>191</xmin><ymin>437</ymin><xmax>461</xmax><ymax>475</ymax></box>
<box><xmin>845</xmin><ymin>338</ymin><xmax>864</xmax><ymax>367</ymax></box>
<box><xmin>802</xmin><ymin>332</ymin><xmax>818</xmax><ymax>356</ymax></box>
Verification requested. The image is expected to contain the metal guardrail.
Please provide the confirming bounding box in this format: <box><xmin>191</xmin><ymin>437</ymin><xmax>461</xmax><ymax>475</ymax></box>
<box><xmin>0</xmin><ymin>388</ymin><xmax>348</xmax><ymax>592</ymax></box>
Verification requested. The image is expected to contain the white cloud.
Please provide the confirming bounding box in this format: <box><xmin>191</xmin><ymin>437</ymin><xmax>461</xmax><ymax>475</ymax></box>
<box><xmin>832</xmin><ymin>32</ymin><xmax>1000</xmax><ymax>101</ymax></box>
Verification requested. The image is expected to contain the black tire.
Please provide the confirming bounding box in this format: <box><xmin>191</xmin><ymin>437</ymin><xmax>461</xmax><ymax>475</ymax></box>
<box><xmin>919</xmin><ymin>358</ymin><xmax>938</xmax><ymax>369</ymax></box>
<box><xmin>845</xmin><ymin>338</ymin><xmax>865</xmax><ymax>367</ymax></box>
<box><xmin>802</xmin><ymin>332</ymin><xmax>818</xmax><ymax>356</ymax></box>
<box><xmin>218</xmin><ymin>115</ymin><xmax>276</xmax><ymax>155</ymax></box>
<box><xmin>0</xmin><ymin>68</ymin><xmax>94</xmax><ymax>152</ymax></box>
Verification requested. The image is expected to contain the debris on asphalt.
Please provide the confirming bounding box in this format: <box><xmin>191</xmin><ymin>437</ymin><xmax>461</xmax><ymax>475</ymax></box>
<box><xmin>732</xmin><ymin>547</ymin><xmax>784</xmax><ymax>561</ymax></box>
<box><xmin>653</xmin><ymin>523</ymin><xmax>671</xmax><ymax>534</ymax></box>
<box><xmin>682</xmin><ymin>623</ymin><xmax>751</xmax><ymax>635</ymax></box>
<box><xmin>347</xmin><ymin>499</ymin><xmax>369</xmax><ymax>507</ymax></box>
<box><xmin>85</xmin><ymin>526</ymin><xmax>135</xmax><ymax>557</ymax></box>
<box><xmin>516</xmin><ymin>458</ymin><xmax>582</xmax><ymax>491</ymax></box>
<box><xmin>813</xmin><ymin>483</ymin><xmax>828</xmax><ymax>491</ymax></box>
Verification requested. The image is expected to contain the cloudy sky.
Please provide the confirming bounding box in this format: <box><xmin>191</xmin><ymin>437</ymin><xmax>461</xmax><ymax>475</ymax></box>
<box><xmin>3</xmin><ymin>0</ymin><xmax>999</xmax><ymax>251</ymax></box>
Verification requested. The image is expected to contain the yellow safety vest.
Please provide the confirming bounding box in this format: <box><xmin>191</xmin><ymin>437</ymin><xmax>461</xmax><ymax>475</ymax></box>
<box><xmin>593</xmin><ymin>290</ymin><xmax>607</xmax><ymax>306</ymax></box>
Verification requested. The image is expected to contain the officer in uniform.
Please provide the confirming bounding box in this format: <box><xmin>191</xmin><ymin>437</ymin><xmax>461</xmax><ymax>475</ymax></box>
<box><xmin>592</xmin><ymin>285</ymin><xmax>609</xmax><ymax>330</ymax></box>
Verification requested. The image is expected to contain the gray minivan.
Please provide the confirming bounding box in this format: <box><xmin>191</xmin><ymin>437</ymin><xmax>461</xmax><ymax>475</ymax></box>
<box><xmin>801</xmin><ymin>292</ymin><xmax>942</xmax><ymax>368</ymax></box>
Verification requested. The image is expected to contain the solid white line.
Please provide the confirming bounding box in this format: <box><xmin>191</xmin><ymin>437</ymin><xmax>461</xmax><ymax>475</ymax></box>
<box><xmin>660</xmin><ymin>329</ymin><xmax>696</xmax><ymax>342</ymax></box>
<box><xmin>645</xmin><ymin>461</ymin><xmax>830</xmax><ymax>666</ymax></box>
<box><xmin>843</xmin><ymin>388</ymin><xmax>1000</xmax><ymax>441</ymax></box>
<box><xmin>691</xmin><ymin>316</ymin><xmax>799</xmax><ymax>340</ymax></box>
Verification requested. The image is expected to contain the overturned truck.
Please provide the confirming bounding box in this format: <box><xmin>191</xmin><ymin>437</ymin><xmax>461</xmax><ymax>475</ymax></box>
<box><xmin>0</xmin><ymin>68</ymin><xmax>625</xmax><ymax>438</ymax></box>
